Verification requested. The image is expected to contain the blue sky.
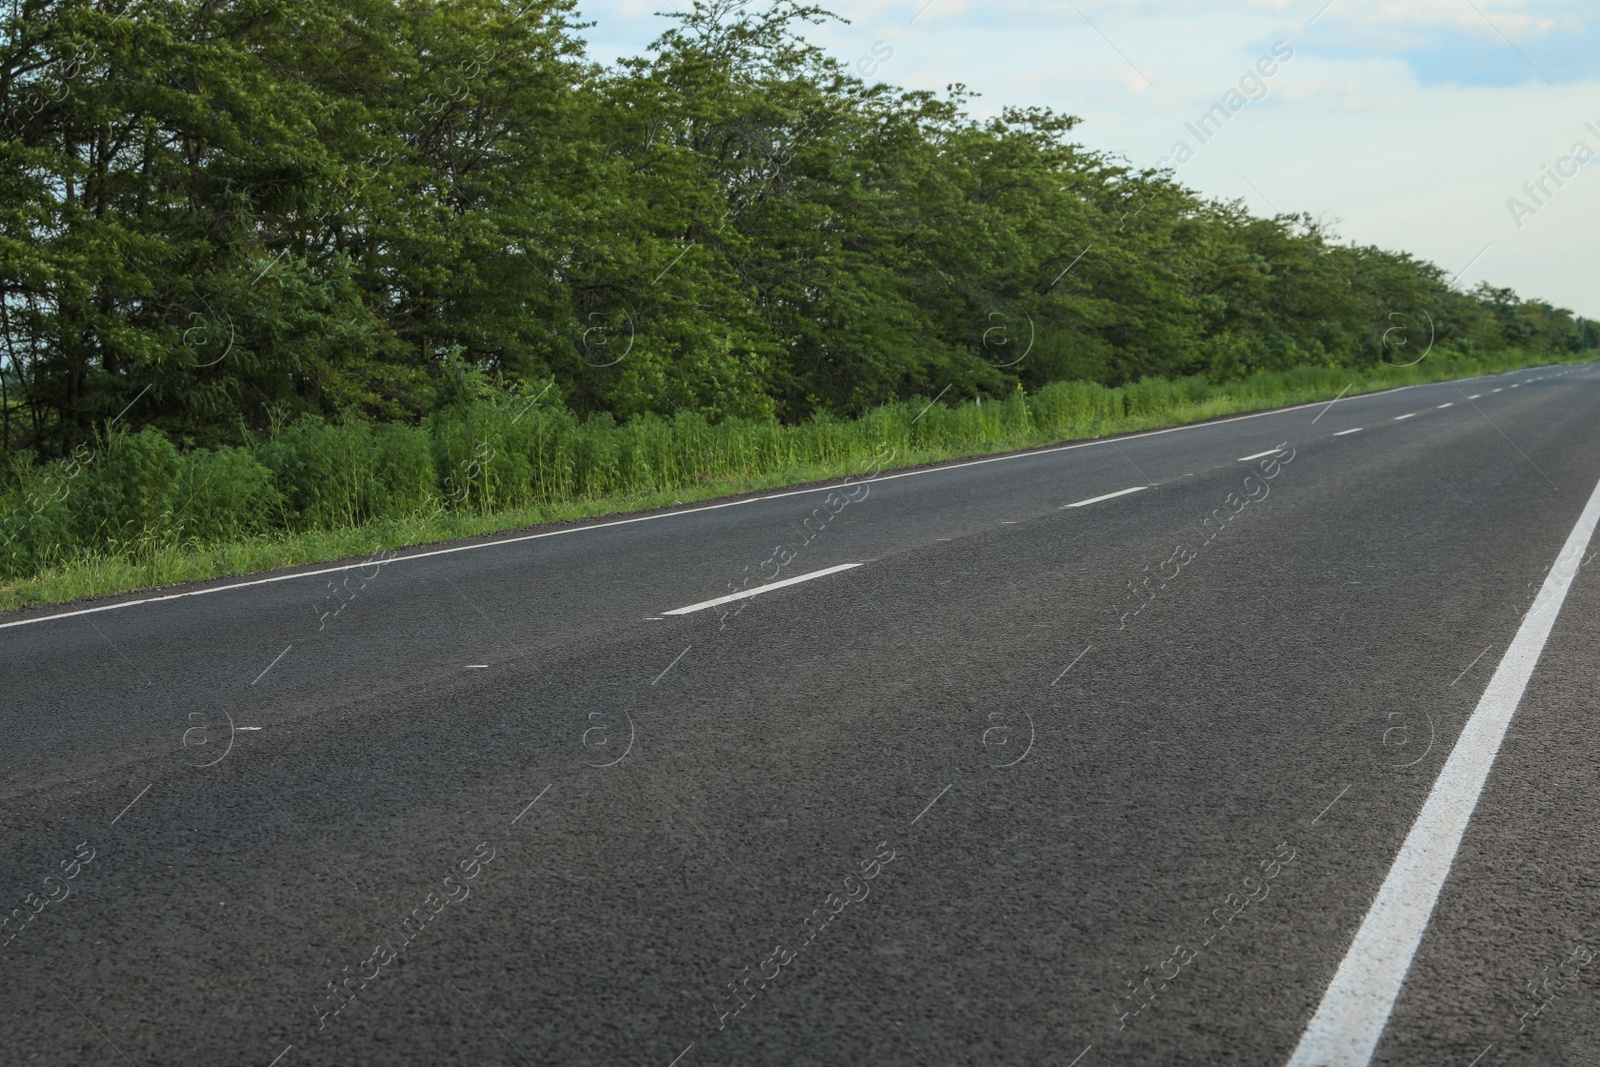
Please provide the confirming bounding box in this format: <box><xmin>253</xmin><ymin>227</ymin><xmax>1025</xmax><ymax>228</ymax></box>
<box><xmin>571</xmin><ymin>0</ymin><xmax>1599</xmax><ymax>317</ymax></box>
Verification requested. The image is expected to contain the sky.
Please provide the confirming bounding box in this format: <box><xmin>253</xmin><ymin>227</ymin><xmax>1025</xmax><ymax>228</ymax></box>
<box><xmin>570</xmin><ymin>0</ymin><xmax>1599</xmax><ymax>319</ymax></box>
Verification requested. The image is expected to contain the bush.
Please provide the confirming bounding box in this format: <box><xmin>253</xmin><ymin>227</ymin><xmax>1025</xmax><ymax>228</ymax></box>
<box><xmin>1</xmin><ymin>449</ymin><xmax>85</xmax><ymax>578</ymax></box>
<box><xmin>78</xmin><ymin>428</ymin><xmax>183</xmax><ymax>545</ymax></box>
<box><xmin>2</xmin><ymin>346</ymin><xmax>1586</xmax><ymax>593</ymax></box>
<box><xmin>257</xmin><ymin>417</ymin><xmax>385</xmax><ymax>530</ymax></box>
<box><xmin>173</xmin><ymin>446</ymin><xmax>284</xmax><ymax>543</ymax></box>
<box><xmin>372</xmin><ymin>423</ymin><xmax>437</xmax><ymax>518</ymax></box>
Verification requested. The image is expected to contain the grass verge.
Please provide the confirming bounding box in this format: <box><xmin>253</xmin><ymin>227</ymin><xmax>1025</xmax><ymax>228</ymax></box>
<box><xmin>1</xmin><ymin>351</ymin><xmax>1588</xmax><ymax>613</ymax></box>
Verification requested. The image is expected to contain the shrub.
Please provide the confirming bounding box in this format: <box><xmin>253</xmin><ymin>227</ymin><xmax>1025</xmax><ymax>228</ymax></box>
<box><xmin>372</xmin><ymin>423</ymin><xmax>437</xmax><ymax>517</ymax></box>
<box><xmin>173</xmin><ymin>445</ymin><xmax>284</xmax><ymax>543</ymax></box>
<box><xmin>77</xmin><ymin>428</ymin><xmax>182</xmax><ymax>545</ymax></box>
<box><xmin>257</xmin><ymin>417</ymin><xmax>387</xmax><ymax>530</ymax></box>
<box><xmin>2</xmin><ymin>346</ymin><xmax>1584</xmax><ymax>593</ymax></box>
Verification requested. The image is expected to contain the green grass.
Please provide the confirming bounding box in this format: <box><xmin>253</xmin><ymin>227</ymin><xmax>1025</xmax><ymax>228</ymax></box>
<box><xmin>1</xmin><ymin>350</ymin><xmax>1588</xmax><ymax>612</ymax></box>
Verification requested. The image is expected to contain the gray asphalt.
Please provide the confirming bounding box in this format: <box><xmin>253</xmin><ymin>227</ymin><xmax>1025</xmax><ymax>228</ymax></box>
<box><xmin>3</xmin><ymin>361</ymin><xmax>1599</xmax><ymax>1067</ymax></box>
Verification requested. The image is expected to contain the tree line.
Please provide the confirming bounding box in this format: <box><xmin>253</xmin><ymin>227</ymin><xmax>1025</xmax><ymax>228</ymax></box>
<box><xmin>2</xmin><ymin>0</ymin><xmax>1594</xmax><ymax>460</ymax></box>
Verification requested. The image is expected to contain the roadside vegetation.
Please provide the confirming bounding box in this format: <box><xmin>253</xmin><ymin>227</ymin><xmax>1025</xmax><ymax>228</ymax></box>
<box><xmin>2</xmin><ymin>0</ymin><xmax>1595</xmax><ymax>607</ymax></box>
<box><xmin>4</xmin><ymin>349</ymin><xmax>1587</xmax><ymax>610</ymax></box>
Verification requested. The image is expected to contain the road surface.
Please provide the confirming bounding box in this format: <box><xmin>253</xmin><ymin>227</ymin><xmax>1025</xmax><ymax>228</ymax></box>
<box><xmin>3</xmin><ymin>362</ymin><xmax>1599</xmax><ymax>1066</ymax></box>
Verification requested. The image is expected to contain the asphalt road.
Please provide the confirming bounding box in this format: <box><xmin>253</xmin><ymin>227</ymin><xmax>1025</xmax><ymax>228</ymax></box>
<box><xmin>3</xmin><ymin>361</ymin><xmax>1599</xmax><ymax>1067</ymax></box>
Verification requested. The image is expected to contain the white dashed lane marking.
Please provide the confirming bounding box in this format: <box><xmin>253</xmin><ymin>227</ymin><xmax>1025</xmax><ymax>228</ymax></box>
<box><xmin>1061</xmin><ymin>486</ymin><xmax>1148</xmax><ymax>509</ymax></box>
<box><xmin>662</xmin><ymin>563</ymin><xmax>863</xmax><ymax>617</ymax></box>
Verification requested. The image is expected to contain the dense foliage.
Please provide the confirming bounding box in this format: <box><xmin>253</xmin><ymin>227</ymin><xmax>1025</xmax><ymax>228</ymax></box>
<box><xmin>3</xmin><ymin>0</ymin><xmax>1593</xmax><ymax>463</ymax></box>
<box><xmin>3</xmin><ymin>350</ymin><xmax>1576</xmax><ymax>586</ymax></box>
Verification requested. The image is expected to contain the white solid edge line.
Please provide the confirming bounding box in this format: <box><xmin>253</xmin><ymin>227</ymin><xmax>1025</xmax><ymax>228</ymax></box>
<box><xmin>1285</xmin><ymin>471</ymin><xmax>1600</xmax><ymax>1067</ymax></box>
<box><xmin>1393</xmin><ymin>413</ymin><xmax>1416</xmax><ymax>420</ymax></box>
<box><xmin>1061</xmin><ymin>485</ymin><xmax>1148</xmax><ymax>509</ymax></box>
<box><xmin>0</xmin><ymin>364</ymin><xmax>1576</xmax><ymax>631</ymax></box>
<box><xmin>1238</xmin><ymin>448</ymin><xmax>1285</xmax><ymax>462</ymax></box>
<box><xmin>1333</xmin><ymin>428</ymin><xmax>1363</xmax><ymax>436</ymax></box>
<box><xmin>661</xmin><ymin>562</ymin><xmax>863</xmax><ymax>616</ymax></box>
<box><xmin>0</xmin><ymin>495</ymin><xmax>771</xmax><ymax>632</ymax></box>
